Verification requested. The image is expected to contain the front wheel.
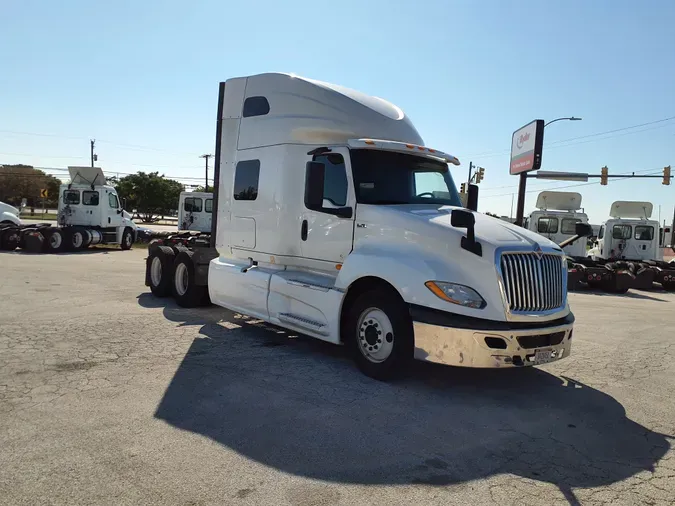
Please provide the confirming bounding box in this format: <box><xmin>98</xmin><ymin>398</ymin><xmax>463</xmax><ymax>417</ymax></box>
<box><xmin>120</xmin><ymin>227</ymin><xmax>134</xmax><ymax>250</ymax></box>
<box><xmin>344</xmin><ymin>289</ymin><xmax>414</xmax><ymax>381</ymax></box>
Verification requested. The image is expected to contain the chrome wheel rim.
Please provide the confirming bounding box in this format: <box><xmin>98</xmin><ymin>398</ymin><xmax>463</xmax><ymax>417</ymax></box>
<box><xmin>125</xmin><ymin>232</ymin><xmax>132</xmax><ymax>247</ymax></box>
<box><xmin>175</xmin><ymin>262</ymin><xmax>188</xmax><ymax>296</ymax></box>
<box><xmin>150</xmin><ymin>257</ymin><xmax>162</xmax><ymax>287</ymax></box>
<box><xmin>357</xmin><ymin>307</ymin><xmax>394</xmax><ymax>363</ymax></box>
<box><xmin>50</xmin><ymin>232</ymin><xmax>62</xmax><ymax>249</ymax></box>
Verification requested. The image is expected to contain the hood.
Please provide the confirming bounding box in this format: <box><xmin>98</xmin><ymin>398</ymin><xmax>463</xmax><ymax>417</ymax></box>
<box><xmin>375</xmin><ymin>205</ymin><xmax>561</xmax><ymax>250</ymax></box>
<box><xmin>0</xmin><ymin>201</ymin><xmax>20</xmax><ymax>216</ymax></box>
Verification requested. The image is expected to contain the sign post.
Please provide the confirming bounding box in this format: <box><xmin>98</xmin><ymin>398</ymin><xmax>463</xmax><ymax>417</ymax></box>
<box><xmin>510</xmin><ymin>120</ymin><xmax>544</xmax><ymax>226</ymax></box>
<box><xmin>40</xmin><ymin>189</ymin><xmax>48</xmax><ymax>218</ymax></box>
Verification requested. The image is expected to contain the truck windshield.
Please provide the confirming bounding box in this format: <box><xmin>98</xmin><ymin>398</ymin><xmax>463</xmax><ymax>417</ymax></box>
<box><xmin>350</xmin><ymin>149</ymin><xmax>462</xmax><ymax>206</ymax></box>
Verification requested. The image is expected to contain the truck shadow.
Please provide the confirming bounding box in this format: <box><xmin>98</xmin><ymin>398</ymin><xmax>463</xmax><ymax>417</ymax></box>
<box><xmin>139</xmin><ymin>293</ymin><xmax>671</xmax><ymax>502</ymax></box>
<box><xmin>571</xmin><ymin>287</ymin><xmax>669</xmax><ymax>303</ymax></box>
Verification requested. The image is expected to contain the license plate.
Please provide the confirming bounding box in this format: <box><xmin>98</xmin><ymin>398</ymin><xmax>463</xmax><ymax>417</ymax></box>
<box><xmin>534</xmin><ymin>349</ymin><xmax>555</xmax><ymax>365</ymax></box>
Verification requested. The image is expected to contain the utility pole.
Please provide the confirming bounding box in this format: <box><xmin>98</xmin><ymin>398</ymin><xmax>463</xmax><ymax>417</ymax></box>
<box><xmin>90</xmin><ymin>139</ymin><xmax>96</xmax><ymax>167</ymax></box>
<box><xmin>468</xmin><ymin>161</ymin><xmax>473</xmax><ymax>185</ymax></box>
<box><xmin>200</xmin><ymin>154</ymin><xmax>213</xmax><ymax>191</ymax></box>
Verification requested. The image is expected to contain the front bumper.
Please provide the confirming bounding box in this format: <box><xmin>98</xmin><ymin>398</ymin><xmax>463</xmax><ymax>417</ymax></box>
<box><xmin>410</xmin><ymin>305</ymin><xmax>574</xmax><ymax>368</ymax></box>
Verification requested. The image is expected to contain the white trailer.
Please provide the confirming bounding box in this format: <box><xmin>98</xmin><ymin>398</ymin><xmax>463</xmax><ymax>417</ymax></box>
<box><xmin>146</xmin><ymin>73</ymin><xmax>577</xmax><ymax>379</ymax></box>
<box><xmin>0</xmin><ymin>167</ymin><xmax>138</xmax><ymax>253</ymax></box>
<box><xmin>526</xmin><ymin>191</ymin><xmax>589</xmax><ymax>259</ymax></box>
<box><xmin>178</xmin><ymin>191</ymin><xmax>213</xmax><ymax>233</ymax></box>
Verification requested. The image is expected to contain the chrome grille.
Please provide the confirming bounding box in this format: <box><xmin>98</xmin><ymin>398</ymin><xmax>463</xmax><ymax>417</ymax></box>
<box><xmin>499</xmin><ymin>253</ymin><xmax>565</xmax><ymax>312</ymax></box>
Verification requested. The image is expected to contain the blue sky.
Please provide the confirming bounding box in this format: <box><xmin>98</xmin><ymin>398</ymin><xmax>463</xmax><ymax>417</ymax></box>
<box><xmin>1</xmin><ymin>0</ymin><xmax>674</xmax><ymax>225</ymax></box>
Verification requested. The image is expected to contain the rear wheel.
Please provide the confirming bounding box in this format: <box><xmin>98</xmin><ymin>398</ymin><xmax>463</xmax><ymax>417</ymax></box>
<box><xmin>66</xmin><ymin>227</ymin><xmax>86</xmax><ymax>251</ymax></box>
<box><xmin>44</xmin><ymin>228</ymin><xmax>66</xmax><ymax>253</ymax></box>
<box><xmin>344</xmin><ymin>289</ymin><xmax>414</xmax><ymax>380</ymax></box>
<box><xmin>172</xmin><ymin>250</ymin><xmax>208</xmax><ymax>308</ymax></box>
<box><xmin>146</xmin><ymin>245</ymin><xmax>175</xmax><ymax>297</ymax></box>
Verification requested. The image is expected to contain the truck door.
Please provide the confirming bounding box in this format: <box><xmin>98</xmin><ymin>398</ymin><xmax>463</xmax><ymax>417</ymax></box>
<box><xmin>182</xmin><ymin>197</ymin><xmax>203</xmax><ymax>231</ymax></box>
<box><xmin>300</xmin><ymin>148</ymin><xmax>356</xmax><ymax>265</ymax></box>
<box><xmin>106</xmin><ymin>190</ymin><xmax>124</xmax><ymax>229</ymax></box>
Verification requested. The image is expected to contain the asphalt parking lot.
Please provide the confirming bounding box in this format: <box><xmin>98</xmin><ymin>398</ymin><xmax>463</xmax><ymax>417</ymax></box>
<box><xmin>1</xmin><ymin>248</ymin><xmax>674</xmax><ymax>506</ymax></box>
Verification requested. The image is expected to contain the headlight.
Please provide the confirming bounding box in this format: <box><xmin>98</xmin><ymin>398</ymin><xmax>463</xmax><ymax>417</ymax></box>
<box><xmin>425</xmin><ymin>281</ymin><xmax>486</xmax><ymax>309</ymax></box>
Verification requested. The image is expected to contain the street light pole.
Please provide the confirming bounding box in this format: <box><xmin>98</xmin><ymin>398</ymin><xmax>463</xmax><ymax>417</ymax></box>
<box><xmin>514</xmin><ymin>117</ymin><xmax>582</xmax><ymax>227</ymax></box>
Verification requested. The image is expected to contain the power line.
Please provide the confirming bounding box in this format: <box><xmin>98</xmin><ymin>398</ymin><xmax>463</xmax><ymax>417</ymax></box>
<box><xmin>465</xmin><ymin>115</ymin><xmax>675</xmax><ymax>159</ymax></box>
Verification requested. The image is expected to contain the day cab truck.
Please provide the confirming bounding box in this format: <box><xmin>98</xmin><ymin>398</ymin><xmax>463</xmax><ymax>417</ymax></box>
<box><xmin>145</xmin><ymin>73</ymin><xmax>581</xmax><ymax>379</ymax></box>
<box><xmin>525</xmin><ymin>191</ymin><xmax>589</xmax><ymax>259</ymax></box>
<box><xmin>570</xmin><ymin>201</ymin><xmax>675</xmax><ymax>292</ymax></box>
<box><xmin>178</xmin><ymin>191</ymin><xmax>214</xmax><ymax>233</ymax></box>
<box><xmin>0</xmin><ymin>166</ymin><xmax>138</xmax><ymax>253</ymax></box>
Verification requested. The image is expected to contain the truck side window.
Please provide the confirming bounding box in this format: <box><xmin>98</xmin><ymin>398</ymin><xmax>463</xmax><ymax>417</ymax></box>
<box><xmin>561</xmin><ymin>218</ymin><xmax>581</xmax><ymax>235</ymax></box>
<box><xmin>82</xmin><ymin>191</ymin><xmax>99</xmax><ymax>206</ymax></box>
<box><xmin>205</xmin><ymin>199</ymin><xmax>213</xmax><ymax>213</ymax></box>
<box><xmin>108</xmin><ymin>193</ymin><xmax>120</xmax><ymax>209</ymax></box>
<box><xmin>314</xmin><ymin>154</ymin><xmax>347</xmax><ymax>206</ymax></box>
<box><xmin>63</xmin><ymin>190</ymin><xmax>80</xmax><ymax>204</ymax></box>
<box><xmin>184</xmin><ymin>197</ymin><xmax>203</xmax><ymax>212</ymax></box>
<box><xmin>537</xmin><ymin>217</ymin><xmax>558</xmax><ymax>233</ymax></box>
<box><xmin>598</xmin><ymin>226</ymin><xmax>604</xmax><ymax>239</ymax></box>
<box><xmin>234</xmin><ymin>160</ymin><xmax>261</xmax><ymax>201</ymax></box>
<box><xmin>612</xmin><ymin>224</ymin><xmax>631</xmax><ymax>239</ymax></box>
<box><xmin>243</xmin><ymin>97</ymin><xmax>270</xmax><ymax>118</ymax></box>
<box><xmin>634</xmin><ymin>225</ymin><xmax>653</xmax><ymax>241</ymax></box>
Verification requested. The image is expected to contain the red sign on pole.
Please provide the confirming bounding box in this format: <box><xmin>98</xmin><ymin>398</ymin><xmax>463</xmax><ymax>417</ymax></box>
<box><xmin>510</xmin><ymin>120</ymin><xmax>544</xmax><ymax>175</ymax></box>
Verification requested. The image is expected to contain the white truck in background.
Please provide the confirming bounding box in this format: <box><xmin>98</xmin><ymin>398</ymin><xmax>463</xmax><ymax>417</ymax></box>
<box><xmin>178</xmin><ymin>191</ymin><xmax>213</xmax><ymax>232</ymax></box>
<box><xmin>570</xmin><ymin>201</ymin><xmax>675</xmax><ymax>291</ymax></box>
<box><xmin>0</xmin><ymin>166</ymin><xmax>138</xmax><ymax>253</ymax></box>
<box><xmin>525</xmin><ymin>191</ymin><xmax>589</xmax><ymax>259</ymax></box>
<box><xmin>0</xmin><ymin>201</ymin><xmax>22</xmax><ymax>227</ymax></box>
<box><xmin>145</xmin><ymin>72</ymin><xmax>583</xmax><ymax>379</ymax></box>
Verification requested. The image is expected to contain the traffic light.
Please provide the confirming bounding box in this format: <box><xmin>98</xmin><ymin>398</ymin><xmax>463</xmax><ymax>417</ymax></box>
<box><xmin>664</xmin><ymin>165</ymin><xmax>671</xmax><ymax>185</ymax></box>
<box><xmin>460</xmin><ymin>183</ymin><xmax>467</xmax><ymax>194</ymax></box>
<box><xmin>475</xmin><ymin>167</ymin><xmax>485</xmax><ymax>183</ymax></box>
<box><xmin>600</xmin><ymin>166</ymin><xmax>608</xmax><ymax>185</ymax></box>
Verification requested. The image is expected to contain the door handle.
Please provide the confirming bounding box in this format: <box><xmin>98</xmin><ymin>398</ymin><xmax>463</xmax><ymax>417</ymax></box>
<box><xmin>301</xmin><ymin>220</ymin><xmax>308</xmax><ymax>241</ymax></box>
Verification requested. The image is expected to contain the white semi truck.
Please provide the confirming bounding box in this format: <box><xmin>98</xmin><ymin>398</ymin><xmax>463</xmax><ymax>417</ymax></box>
<box><xmin>0</xmin><ymin>166</ymin><xmax>138</xmax><ymax>252</ymax></box>
<box><xmin>178</xmin><ymin>191</ymin><xmax>213</xmax><ymax>233</ymax></box>
<box><xmin>525</xmin><ymin>191</ymin><xmax>589</xmax><ymax>259</ymax></box>
<box><xmin>569</xmin><ymin>201</ymin><xmax>675</xmax><ymax>291</ymax></box>
<box><xmin>145</xmin><ymin>73</ymin><xmax>582</xmax><ymax>379</ymax></box>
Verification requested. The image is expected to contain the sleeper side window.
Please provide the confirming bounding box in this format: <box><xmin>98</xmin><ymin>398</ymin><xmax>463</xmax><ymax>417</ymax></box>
<box><xmin>313</xmin><ymin>153</ymin><xmax>348</xmax><ymax>207</ymax></box>
<box><xmin>243</xmin><ymin>97</ymin><xmax>270</xmax><ymax>118</ymax></box>
<box><xmin>63</xmin><ymin>190</ymin><xmax>80</xmax><ymax>205</ymax></box>
<box><xmin>612</xmin><ymin>224</ymin><xmax>632</xmax><ymax>240</ymax></box>
<box><xmin>184</xmin><ymin>197</ymin><xmax>203</xmax><ymax>212</ymax></box>
<box><xmin>233</xmin><ymin>160</ymin><xmax>261</xmax><ymax>201</ymax></box>
<box><xmin>537</xmin><ymin>217</ymin><xmax>558</xmax><ymax>234</ymax></box>
<box><xmin>634</xmin><ymin>225</ymin><xmax>654</xmax><ymax>241</ymax></box>
<box><xmin>82</xmin><ymin>191</ymin><xmax>99</xmax><ymax>206</ymax></box>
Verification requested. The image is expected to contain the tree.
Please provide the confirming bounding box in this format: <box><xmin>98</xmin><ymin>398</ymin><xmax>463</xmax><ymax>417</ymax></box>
<box><xmin>0</xmin><ymin>165</ymin><xmax>62</xmax><ymax>207</ymax></box>
<box><xmin>193</xmin><ymin>185</ymin><xmax>214</xmax><ymax>193</ymax></box>
<box><xmin>113</xmin><ymin>171</ymin><xmax>183</xmax><ymax>223</ymax></box>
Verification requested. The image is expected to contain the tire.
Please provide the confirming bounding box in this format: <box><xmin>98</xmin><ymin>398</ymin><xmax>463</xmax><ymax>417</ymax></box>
<box><xmin>172</xmin><ymin>250</ymin><xmax>207</xmax><ymax>308</ymax></box>
<box><xmin>120</xmin><ymin>227</ymin><xmax>134</xmax><ymax>250</ymax></box>
<box><xmin>146</xmin><ymin>245</ymin><xmax>175</xmax><ymax>297</ymax></box>
<box><xmin>44</xmin><ymin>228</ymin><xmax>66</xmax><ymax>253</ymax></box>
<box><xmin>344</xmin><ymin>289</ymin><xmax>414</xmax><ymax>381</ymax></box>
<box><xmin>65</xmin><ymin>227</ymin><xmax>86</xmax><ymax>251</ymax></box>
<box><xmin>81</xmin><ymin>229</ymin><xmax>92</xmax><ymax>249</ymax></box>
<box><xmin>0</xmin><ymin>229</ymin><xmax>20</xmax><ymax>251</ymax></box>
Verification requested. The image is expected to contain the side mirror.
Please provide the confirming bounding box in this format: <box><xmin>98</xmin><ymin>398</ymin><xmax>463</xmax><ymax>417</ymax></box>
<box><xmin>451</xmin><ymin>209</ymin><xmax>482</xmax><ymax>256</ymax></box>
<box><xmin>467</xmin><ymin>184</ymin><xmax>479</xmax><ymax>212</ymax></box>
<box><xmin>451</xmin><ymin>208</ymin><xmax>475</xmax><ymax>229</ymax></box>
<box><xmin>575</xmin><ymin>222</ymin><xmax>593</xmax><ymax>238</ymax></box>
<box><xmin>305</xmin><ymin>161</ymin><xmax>325</xmax><ymax>211</ymax></box>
